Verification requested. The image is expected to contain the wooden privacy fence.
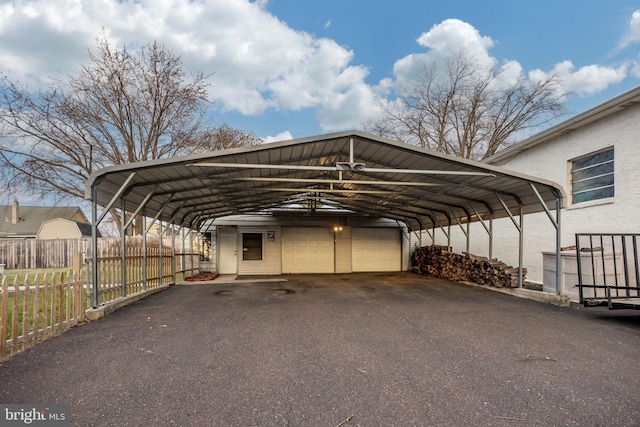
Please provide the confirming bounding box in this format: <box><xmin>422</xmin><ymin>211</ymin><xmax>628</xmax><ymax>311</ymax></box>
<box><xmin>0</xmin><ymin>272</ymin><xmax>84</xmax><ymax>361</ymax></box>
<box><xmin>0</xmin><ymin>239</ymin><xmax>90</xmax><ymax>269</ymax></box>
<box><xmin>0</xmin><ymin>236</ymin><xmax>191</xmax><ymax>270</ymax></box>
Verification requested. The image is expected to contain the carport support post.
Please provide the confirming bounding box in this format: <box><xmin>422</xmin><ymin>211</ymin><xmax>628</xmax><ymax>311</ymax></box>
<box><xmin>159</xmin><ymin>221</ymin><xmax>164</xmax><ymax>286</ymax></box>
<box><xmin>495</xmin><ymin>192</ymin><xmax>524</xmax><ymax>288</ymax></box>
<box><xmin>466</xmin><ymin>217</ymin><xmax>470</xmax><ymax>254</ymax></box>
<box><xmin>555</xmin><ymin>196</ymin><xmax>563</xmax><ymax>295</ymax></box>
<box><xmin>142</xmin><ymin>212</ymin><xmax>147</xmax><ymax>291</ymax></box>
<box><xmin>91</xmin><ymin>188</ymin><xmax>99</xmax><ymax>309</ymax></box>
<box><xmin>120</xmin><ymin>198</ymin><xmax>127</xmax><ymax>298</ymax></box>
<box><xmin>171</xmin><ymin>224</ymin><xmax>176</xmax><ymax>284</ymax></box>
<box><xmin>489</xmin><ymin>214</ymin><xmax>493</xmax><ymax>260</ymax></box>
<box><xmin>518</xmin><ymin>206</ymin><xmax>524</xmax><ymax>289</ymax></box>
<box><xmin>180</xmin><ymin>227</ymin><xmax>185</xmax><ymax>276</ymax></box>
<box><xmin>454</xmin><ymin>218</ymin><xmax>470</xmax><ymax>254</ymax></box>
<box><xmin>181</xmin><ymin>227</ymin><xmax>189</xmax><ymax>275</ymax></box>
<box><xmin>529</xmin><ymin>183</ymin><xmax>563</xmax><ymax>295</ymax></box>
<box><xmin>191</xmin><ymin>230</ymin><xmax>196</xmax><ymax>275</ymax></box>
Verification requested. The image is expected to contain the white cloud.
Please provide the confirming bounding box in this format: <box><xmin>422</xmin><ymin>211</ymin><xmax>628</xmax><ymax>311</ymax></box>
<box><xmin>631</xmin><ymin>59</ymin><xmax>640</xmax><ymax>78</ymax></box>
<box><xmin>0</xmin><ymin>0</ymin><xmax>371</xmax><ymax>124</ymax></box>
<box><xmin>392</xmin><ymin>19</ymin><xmax>499</xmax><ymax>93</ymax></box>
<box><xmin>620</xmin><ymin>10</ymin><xmax>640</xmax><ymax>49</ymax></box>
<box><xmin>390</xmin><ymin>18</ymin><xmax>629</xmax><ymax>103</ymax></box>
<box><xmin>315</xmin><ymin>82</ymin><xmax>381</xmax><ymax>131</ymax></box>
<box><xmin>417</xmin><ymin>19</ymin><xmax>494</xmax><ymax>54</ymax></box>
<box><xmin>262</xmin><ymin>131</ymin><xmax>293</xmax><ymax>143</ymax></box>
<box><xmin>0</xmin><ymin>2</ymin><xmax>634</xmax><ymax>136</ymax></box>
<box><xmin>530</xmin><ymin>60</ymin><xmax>627</xmax><ymax>96</ymax></box>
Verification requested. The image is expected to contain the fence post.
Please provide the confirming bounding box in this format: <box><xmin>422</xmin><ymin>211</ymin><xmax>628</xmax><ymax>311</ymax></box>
<box><xmin>73</xmin><ymin>253</ymin><xmax>83</xmax><ymax>283</ymax></box>
<box><xmin>0</xmin><ymin>276</ymin><xmax>8</xmax><ymax>361</ymax></box>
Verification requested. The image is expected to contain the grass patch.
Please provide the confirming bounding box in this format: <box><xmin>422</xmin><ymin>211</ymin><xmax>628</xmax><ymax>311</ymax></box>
<box><xmin>1</xmin><ymin>269</ymin><xmax>80</xmax><ymax>344</ymax></box>
<box><xmin>2</xmin><ymin>268</ymin><xmax>74</xmax><ymax>287</ymax></box>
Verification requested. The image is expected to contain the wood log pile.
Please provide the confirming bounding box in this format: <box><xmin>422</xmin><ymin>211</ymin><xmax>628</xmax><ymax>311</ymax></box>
<box><xmin>413</xmin><ymin>245</ymin><xmax>525</xmax><ymax>288</ymax></box>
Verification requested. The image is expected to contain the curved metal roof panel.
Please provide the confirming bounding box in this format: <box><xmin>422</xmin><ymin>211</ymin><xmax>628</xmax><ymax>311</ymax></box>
<box><xmin>85</xmin><ymin>131</ymin><xmax>566</xmax><ymax>231</ymax></box>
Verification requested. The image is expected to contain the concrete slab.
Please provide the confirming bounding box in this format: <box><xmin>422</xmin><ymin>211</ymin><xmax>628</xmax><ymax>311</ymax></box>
<box><xmin>84</xmin><ymin>285</ymin><xmax>169</xmax><ymax>320</ymax></box>
<box><xmin>1</xmin><ymin>273</ymin><xmax>638</xmax><ymax>426</ymax></box>
<box><xmin>460</xmin><ymin>281</ymin><xmax>572</xmax><ymax>306</ymax></box>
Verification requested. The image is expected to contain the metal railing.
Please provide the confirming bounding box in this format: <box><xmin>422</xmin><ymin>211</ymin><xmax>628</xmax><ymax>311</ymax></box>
<box><xmin>575</xmin><ymin>233</ymin><xmax>640</xmax><ymax>309</ymax></box>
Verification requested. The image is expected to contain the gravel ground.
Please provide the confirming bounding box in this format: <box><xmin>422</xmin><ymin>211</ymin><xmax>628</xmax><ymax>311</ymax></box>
<box><xmin>1</xmin><ymin>272</ymin><xmax>639</xmax><ymax>427</ymax></box>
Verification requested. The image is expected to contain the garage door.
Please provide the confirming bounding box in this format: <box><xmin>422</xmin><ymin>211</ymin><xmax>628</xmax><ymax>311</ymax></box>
<box><xmin>282</xmin><ymin>227</ymin><xmax>335</xmax><ymax>273</ymax></box>
<box><xmin>352</xmin><ymin>228</ymin><xmax>401</xmax><ymax>272</ymax></box>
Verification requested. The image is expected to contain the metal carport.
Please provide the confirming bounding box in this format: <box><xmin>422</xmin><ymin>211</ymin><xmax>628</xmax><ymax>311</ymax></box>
<box><xmin>85</xmin><ymin>131</ymin><xmax>566</xmax><ymax>307</ymax></box>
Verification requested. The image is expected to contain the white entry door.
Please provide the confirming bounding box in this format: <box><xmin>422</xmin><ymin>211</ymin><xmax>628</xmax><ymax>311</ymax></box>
<box><xmin>218</xmin><ymin>226</ymin><xmax>238</xmax><ymax>274</ymax></box>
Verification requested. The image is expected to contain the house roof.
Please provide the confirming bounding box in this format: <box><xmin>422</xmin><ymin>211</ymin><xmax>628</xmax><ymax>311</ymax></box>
<box><xmin>75</xmin><ymin>221</ymin><xmax>101</xmax><ymax>238</ymax></box>
<box><xmin>486</xmin><ymin>85</ymin><xmax>640</xmax><ymax>165</ymax></box>
<box><xmin>85</xmin><ymin>131</ymin><xmax>566</xmax><ymax>232</ymax></box>
<box><xmin>0</xmin><ymin>205</ymin><xmax>88</xmax><ymax>237</ymax></box>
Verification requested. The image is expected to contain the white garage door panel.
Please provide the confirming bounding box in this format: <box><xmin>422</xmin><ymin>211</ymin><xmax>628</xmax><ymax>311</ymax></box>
<box><xmin>352</xmin><ymin>228</ymin><xmax>400</xmax><ymax>272</ymax></box>
<box><xmin>282</xmin><ymin>227</ymin><xmax>334</xmax><ymax>273</ymax></box>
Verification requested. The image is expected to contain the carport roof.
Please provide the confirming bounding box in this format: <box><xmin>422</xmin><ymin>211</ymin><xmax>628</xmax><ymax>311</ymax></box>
<box><xmin>85</xmin><ymin>131</ymin><xmax>565</xmax><ymax>232</ymax></box>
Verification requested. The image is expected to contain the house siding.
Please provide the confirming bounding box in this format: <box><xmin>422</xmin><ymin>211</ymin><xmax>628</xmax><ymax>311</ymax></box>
<box><xmin>237</xmin><ymin>225</ymin><xmax>282</xmax><ymax>275</ymax></box>
<box><xmin>214</xmin><ymin>215</ymin><xmax>409</xmax><ymax>275</ymax></box>
<box><xmin>334</xmin><ymin>226</ymin><xmax>352</xmax><ymax>273</ymax></box>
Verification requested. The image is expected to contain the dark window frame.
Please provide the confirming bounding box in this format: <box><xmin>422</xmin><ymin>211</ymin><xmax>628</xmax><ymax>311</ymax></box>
<box><xmin>570</xmin><ymin>147</ymin><xmax>614</xmax><ymax>204</ymax></box>
<box><xmin>242</xmin><ymin>233</ymin><xmax>263</xmax><ymax>261</ymax></box>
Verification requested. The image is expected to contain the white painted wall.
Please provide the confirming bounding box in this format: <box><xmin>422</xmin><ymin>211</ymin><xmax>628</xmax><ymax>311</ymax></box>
<box><xmin>426</xmin><ymin>101</ymin><xmax>640</xmax><ymax>295</ymax></box>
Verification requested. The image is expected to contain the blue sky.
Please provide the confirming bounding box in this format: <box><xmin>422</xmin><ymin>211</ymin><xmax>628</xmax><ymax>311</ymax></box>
<box><xmin>1</xmin><ymin>0</ymin><xmax>640</xmax><ymax>143</ymax></box>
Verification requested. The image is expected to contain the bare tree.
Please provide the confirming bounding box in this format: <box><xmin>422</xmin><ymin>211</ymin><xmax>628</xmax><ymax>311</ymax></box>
<box><xmin>0</xmin><ymin>36</ymin><xmax>259</xmax><ymax>234</ymax></box>
<box><xmin>198</xmin><ymin>124</ymin><xmax>262</xmax><ymax>152</ymax></box>
<box><xmin>366</xmin><ymin>52</ymin><xmax>567</xmax><ymax>160</ymax></box>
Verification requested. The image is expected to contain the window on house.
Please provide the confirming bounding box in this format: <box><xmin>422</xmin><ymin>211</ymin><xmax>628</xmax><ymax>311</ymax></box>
<box><xmin>242</xmin><ymin>233</ymin><xmax>263</xmax><ymax>260</ymax></box>
<box><xmin>570</xmin><ymin>148</ymin><xmax>614</xmax><ymax>204</ymax></box>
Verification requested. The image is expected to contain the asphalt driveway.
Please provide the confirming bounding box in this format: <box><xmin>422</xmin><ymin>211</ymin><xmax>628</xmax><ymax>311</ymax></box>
<box><xmin>1</xmin><ymin>273</ymin><xmax>639</xmax><ymax>426</ymax></box>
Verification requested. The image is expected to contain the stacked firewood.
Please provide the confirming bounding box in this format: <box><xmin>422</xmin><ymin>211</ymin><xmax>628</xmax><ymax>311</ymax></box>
<box><xmin>413</xmin><ymin>245</ymin><xmax>525</xmax><ymax>288</ymax></box>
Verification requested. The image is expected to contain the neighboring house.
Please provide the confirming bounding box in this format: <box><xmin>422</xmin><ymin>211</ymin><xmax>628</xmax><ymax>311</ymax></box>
<box><xmin>0</xmin><ymin>200</ymin><xmax>97</xmax><ymax>239</ymax></box>
<box><xmin>440</xmin><ymin>85</ymin><xmax>640</xmax><ymax>300</ymax></box>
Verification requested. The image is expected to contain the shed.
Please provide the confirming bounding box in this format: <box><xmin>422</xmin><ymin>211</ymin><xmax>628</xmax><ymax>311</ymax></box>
<box><xmin>37</xmin><ymin>218</ymin><xmax>100</xmax><ymax>239</ymax></box>
<box><xmin>0</xmin><ymin>200</ymin><xmax>91</xmax><ymax>239</ymax></box>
